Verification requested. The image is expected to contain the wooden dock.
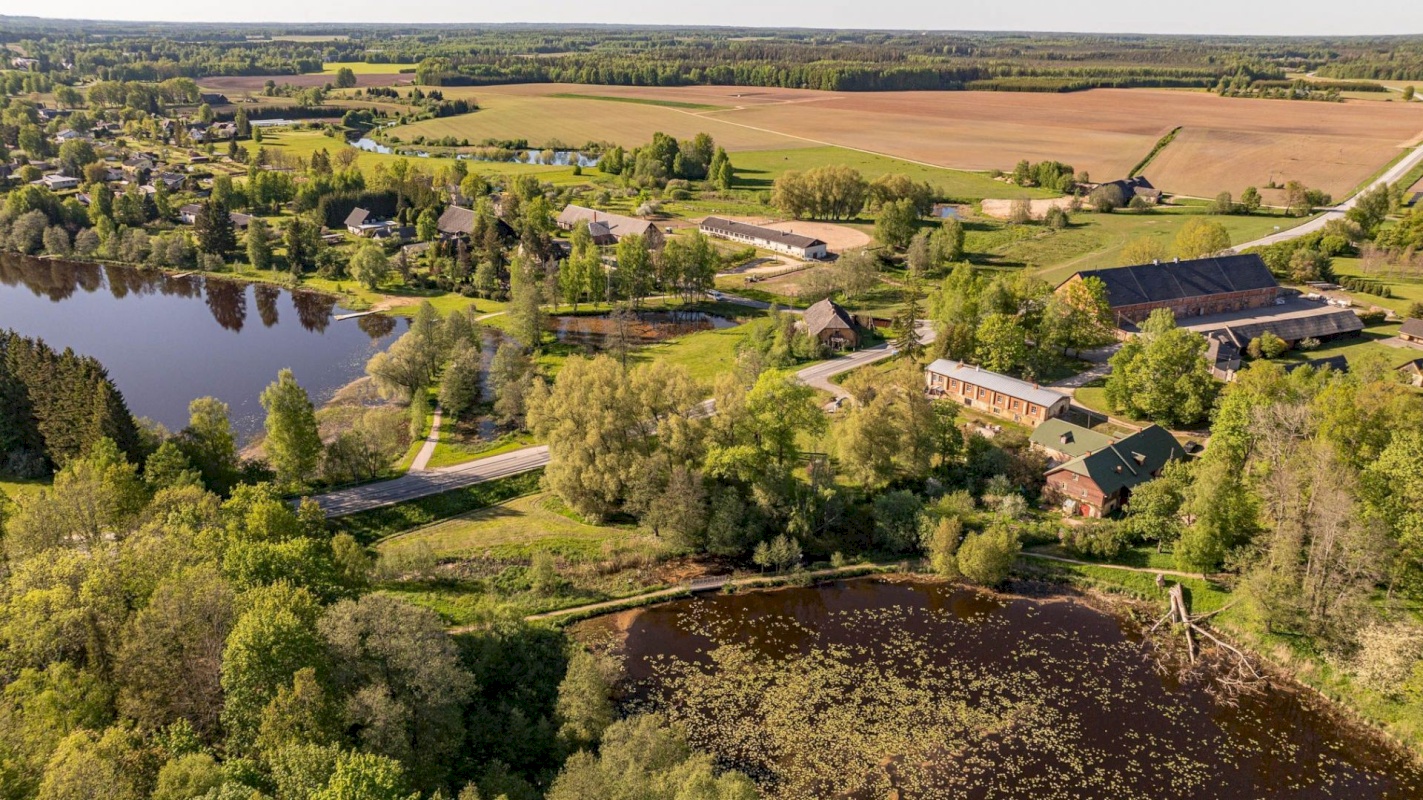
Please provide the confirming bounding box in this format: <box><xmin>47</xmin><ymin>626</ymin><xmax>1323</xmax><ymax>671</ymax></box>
<box><xmin>333</xmin><ymin>311</ymin><xmax>377</xmax><ymax>321</ymax></box>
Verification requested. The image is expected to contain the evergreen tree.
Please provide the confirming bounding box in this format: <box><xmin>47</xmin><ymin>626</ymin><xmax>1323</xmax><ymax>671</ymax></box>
<box><xmin>194</xmin><ymin>198</ymin><xmax>236</xmax><ymax>257</ymax></box>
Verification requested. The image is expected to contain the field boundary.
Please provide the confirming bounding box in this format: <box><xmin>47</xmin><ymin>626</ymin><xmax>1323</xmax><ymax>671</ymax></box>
<box><xmin>1129</xmin><ymin>125</ymin><xmax>1181</xmax><ymax>177</ymax></box>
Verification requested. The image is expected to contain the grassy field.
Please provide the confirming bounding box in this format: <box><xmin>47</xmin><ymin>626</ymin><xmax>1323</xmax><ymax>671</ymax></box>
<box><xmin>321</xmin><ymin>61</ymin><xmax>415</xmax><ymax>75</ymax></box>
<box><xmin>0</xmin><ymin>479</ymin><xmax>47</xmax><ymax>504</ymax></box>
<box><xmin>729</xmin><ymin>147</ymin><xmax>1044</xmax><ymax>200</ymax></box>
<box><xmin>426</xmin><ymin>428</ymin><xmax>536</xmax><ymax>470</ymax></box>
<box><xmin>375</xmin><ymin>491</ymin><xmax>678</xmax><ymax>625</ymax></box>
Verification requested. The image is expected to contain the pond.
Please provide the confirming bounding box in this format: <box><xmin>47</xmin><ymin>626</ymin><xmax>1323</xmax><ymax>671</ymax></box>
<box><xmin>0</xmin><ymin>255</ymin><xmax>403</xmax><ymax>440</ymax></box>
<box><xmin>349</xmin><ymin>137</ymin><xmax>600</xmax><ymax>167</ymax></box>
<box><xmin>583</xmin><ymin>578</ymin><xmax>1423</xmax><ymax>799</ymax></box>
<box><xmin>549</xmin><ymin>310</ymin><xmax>737</xmax><ymax>351</ymax></box>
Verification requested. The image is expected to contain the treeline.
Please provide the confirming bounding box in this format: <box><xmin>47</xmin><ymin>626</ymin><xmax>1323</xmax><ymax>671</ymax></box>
<box><xmin>0</xmin><ymin>329</ymin><xmax>141</xmax><ymax>477</ymax></box>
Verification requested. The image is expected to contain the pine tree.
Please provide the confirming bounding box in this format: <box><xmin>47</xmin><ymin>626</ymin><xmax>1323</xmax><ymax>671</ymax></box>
<box><xmin>194</xmin><ymin>197</ymin><xmax>236</xmax><ymax>256</ymax></box>
<box><xmin>892</xmin><ymin>281</ymin><xmax>925</xmax><ymax>361</ymax></box>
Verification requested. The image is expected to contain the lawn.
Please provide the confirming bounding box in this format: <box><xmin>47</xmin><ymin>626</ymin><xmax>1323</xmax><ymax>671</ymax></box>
<box><xmin>374</xmin><ymin>491</ymin><xmax>678</xmax><ymax>625</ymax></box>
<box><xmin>378</xmin><ymin>492</ymin><xmax>650</xmax><ymax>560</ymax></box>
<box><xmin>978</xmin><ymin>207</ymin><xmax>1310</xmax><ymax>285</ymax></box>
<box><xmin>426</xmin><ymin>428</ymin><xmax>536</xmax><ymax>470</ymax></box>
<box><xmin>730</xmin><ymin>146</ymin><xmax>1047</xmax><ymax>201</ymax></box>
<box><xmin>334</xmin><ymin>470</ymin><xmax>543</xmax><ymax>544</ymax></box>
<box><xmin>0</xmin><ymin>479</ymin><xmax>47</xmax><ymax>504</ymax></box>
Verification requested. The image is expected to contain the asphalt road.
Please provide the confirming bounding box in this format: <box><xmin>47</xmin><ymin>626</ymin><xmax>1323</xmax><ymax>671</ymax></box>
<box><xmin>1232</xmin><ymin>140</ymin><xmax>1423</xmax><ymax>252</ymax></box>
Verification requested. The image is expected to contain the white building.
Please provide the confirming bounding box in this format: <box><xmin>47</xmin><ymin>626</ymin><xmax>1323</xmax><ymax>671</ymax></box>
<box><xmin>699</xmin><ymin>217</ymin><xmax>828</xmax><ymax>259</ymax></box>
<box><xmin>39</xmin><ymin>174</ymin><xmax>80</xmax><ymax>191</ymax></box>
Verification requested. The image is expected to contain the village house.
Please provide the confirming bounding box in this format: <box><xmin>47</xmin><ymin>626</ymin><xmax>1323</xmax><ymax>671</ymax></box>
<box><xmin>38</xmin><ymin>174</ymin><xmax>80</xmax><ymax>191</ymax></box>
<box><xmin>698</xmin><ymin>217</ymin><xmax>828</xmax><ymax>260</ymax></box>
<box><xmin>1399</xmin><ymin>318</ymin><xmax>1423</xmax><ymax>344</ymax></box>
<box><xmin>178</xmin><ymin>203</ymin><xmax>203</xmax><ymax>224</ymax></box>
<box><xmin>1029</xmin><ymin>418</ymin><xmax>1118</xmax><ymax>466</ymax></box>
<box><xmin>556</xmin><ymin>205</ymin><xmax>664</xmax><ymax>247</ymax></box>
<box><xmin>345</xmin><ymin>207</ymin><xmax>396</xmax><ymax>237</ymax></box>
<box><xmin>1060</xmin><ymin>254</ymin><xmax>1280</xmax><ymax>326</ymax></box>
<box><xmin>1044</xmin><ymin>425</ymin><xmax>1185</xmax><ymax>518</ymax></box>
<box><xmin>924</xmin><ymin>359</ymin><xmax>1070</xmax><ymax>427</ymax></box>
<box><xmin>803</xmin><ymin>298</ymin><xmax>859</xmax><ymax>350</ymax></box>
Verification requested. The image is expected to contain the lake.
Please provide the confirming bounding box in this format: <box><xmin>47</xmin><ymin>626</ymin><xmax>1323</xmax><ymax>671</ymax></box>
<box><xmin>584</xmin><ymin>578</ymin><xmax>1423</xmax><ymax>799</ymax></box>
<box><xmin>0</xmin><ymin>255</ymin><xmax>403</xmax><ymax>440</ymax></box>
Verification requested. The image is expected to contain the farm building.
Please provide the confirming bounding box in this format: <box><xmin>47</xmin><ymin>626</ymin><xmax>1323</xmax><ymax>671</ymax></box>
<box><xmin>803</xmin><ymin>298</ymin><xmax>859</xmax><ymax>350</ymax></box>
<box><xmin>557</xmin><ymin>205</ymin><xmax>663</xmax><ymax>247</ymax></box>
<box><xmin>1029</xmin><ymin>419</ymin><xmax>1118</xmax><ymax>466</ymax></box>
<box><xmin>345</xmin><ymin>208</ymin><xmax>396</xmax><ymax>237</ymax></box>
<box><xmin>699</xmin><ymin>217</ymin><xmax>828</xmax><ymax>260</ymax></box>
<box><xmin>1205</xmin><ymin>330</ymin><xmax>1243</xmax><ymax>381</ymax></box>
<box><xmin>1203</xmin><ymin>309</ymin><xmax>1363</xmax><ymax>351</ymax></box>
<box><xmin>924</xmin><ymin>359</ymin><xmax>1070</xmax><ymax>427</ymax></box>
<box><xmin>1061</xmin><ymin>254</ymin><xmax>1279</xmax><ymax>326</ymax></box>
<box><xmin>1098</xmin><ymin>176</ymin><xmax>1161</xmax><ymax>204</ymax></box>
<box><xmin>1399</xmin><ymin>318</ymin><xmax>1423</xmax><ymax>344</ymax></box>
<box><xmin>1044</xmin><ymin>425</ymin><xmax>1185</xmax><ymax>518</ymax></box>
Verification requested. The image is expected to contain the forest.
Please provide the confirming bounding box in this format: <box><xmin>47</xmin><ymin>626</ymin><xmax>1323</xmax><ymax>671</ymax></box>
<box><xmin>4</xmin><ymin>19</ymin><xmax>1423</xmax><ymax>90</ymax></box>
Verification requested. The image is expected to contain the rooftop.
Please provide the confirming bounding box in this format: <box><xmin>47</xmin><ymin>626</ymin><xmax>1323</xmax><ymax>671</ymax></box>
<box><xmin>1067</xmin><ymin>254</ymin><xmax>1277</xmax><ymax>309</ymax></box>
<box><xmin>1030</xmin><ymin>419</ymin><xmax>1118</xmax><ymax>460</ymax></box>
<box><xmin>700</xmin><ymin>217</ymin><xmax>826</xmax><ymax>250</ymax></box>
<box><xmin>1048</xmin><ymin>425</ymin><xmax>1184</xmax><ymax>496</ymax></box>
<box><xmin>925</xmin><ymin>359</ymin><xmax>1068</xmax><ymax>408</ymax></box>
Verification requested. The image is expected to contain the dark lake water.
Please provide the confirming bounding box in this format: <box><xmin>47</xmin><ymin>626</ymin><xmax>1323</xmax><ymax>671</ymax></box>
<box><xmin>586</xmin><ymin>578</ymin><xmax>1423</xmax><ymax>800</ymax></box>
<box><xmin>0</xmin><ymin>255</ymin><xmax>403</xmax><ymax>440</ymax></box>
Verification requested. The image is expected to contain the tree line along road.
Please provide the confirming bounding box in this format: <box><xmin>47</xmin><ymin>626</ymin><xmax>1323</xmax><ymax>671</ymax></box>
<box><xmin>310</xmin><ymin>324</ymin><xmax>934</xmax><ymax>517</ymax></box>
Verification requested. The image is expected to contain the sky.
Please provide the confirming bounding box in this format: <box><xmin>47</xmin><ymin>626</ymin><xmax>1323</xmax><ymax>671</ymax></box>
<box><xmin>21</xmin><ymin>1</ymin><xmax>1423</xmax><ymax>37</ymax></box>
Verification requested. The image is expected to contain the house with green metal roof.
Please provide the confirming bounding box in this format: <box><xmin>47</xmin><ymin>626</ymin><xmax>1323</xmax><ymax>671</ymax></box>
<box><xmin>1029</xmin><ymin>419</ymin><xmax>1118</xmax><ymax>466</ymax></box>
<box><xmin>1044</xmin><ymin>425</ymin><xmax>1185</xmax><ymax>518</ymax></box>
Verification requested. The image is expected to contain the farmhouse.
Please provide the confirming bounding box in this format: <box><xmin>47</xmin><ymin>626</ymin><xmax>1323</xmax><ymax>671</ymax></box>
<box><xmin>1045</xmin><ymin>425</ymin><xmax>1185</xmax><ymax>518</ymax></box>
<box><xmin>1399</xmin><ymin>318</ymin><xmax>1423</xmax><ymax>344</ymax></box>
<box><xmin>557</xmin><ymin>205</ymin><xmax>663</xmax><ymax>247</ymax></box>
<box><xmin>345</xmin><ymin>207</ymin><xmax>396</xmax><ymax>237</ymax></box>
<box><xmin>436</xmin><ymin>204</ymin><xmax>516</xmax><ymax>243</ymax></box>
<box><xmin>803</xmin><ymin>298</ymin><xmax>859</xmax><ymax>350</ymax></box>
<box><xmin>1099</xmin><ymin>175</ymin><xmax>1161</xmax><ymax>204</ymax></box>
<box><xmin>1061</xmin><ymin>254</ymin><xmax>1279</xmax><ymax>326</ymax></box>
<box><xmin>699</xmin><ymin>217</ymin><xmax>828</xmax><ymax>260</ymax></box>
<box><xmin>1030</xmin><ymin>418</ymin><xmax>1118</xmax><ymax>466</ymax></box>
<box><xmin>924</xmin><ymin>359</ymin><xmax>1070</xmax><ymax>427</ymax></box>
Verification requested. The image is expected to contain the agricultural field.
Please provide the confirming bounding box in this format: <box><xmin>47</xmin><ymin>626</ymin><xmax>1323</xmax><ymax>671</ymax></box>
<box><xmin>387</xmin><ymin>83</ymin><xmax>1423</xmax><ymax>203</ymax></box>
<box><xmin>320</xmin><ymin>61</ymin><xmax>416</xmax><ymax>75</ymax></box>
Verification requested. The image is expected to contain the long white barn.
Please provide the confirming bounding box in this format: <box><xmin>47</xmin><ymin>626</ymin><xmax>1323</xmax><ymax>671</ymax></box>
<box><xmin>699</xmin><ymin>217</ymin><xmax>828</xmax><ymax>259</ymax></box>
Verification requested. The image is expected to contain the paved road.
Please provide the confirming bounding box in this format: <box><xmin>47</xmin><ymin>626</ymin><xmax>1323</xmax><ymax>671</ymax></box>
<box><xmin>409</xmin><ymin>406</ymin><xmax>443</xmax><ymax>471</ymax></box>
<box><xmin>314</xmin><ymin>444</ymin><xmax>550</xmax><ymax>517</ymax></box>
<box><xmin>1232</xmin><ymin>140</ymin><xmax>1423</xmax><ymax>252</ymax></box>
<box><xmin>311</xmin><ymin>326</ymin><xmax>928</xmax><ymax>517</ymax></box>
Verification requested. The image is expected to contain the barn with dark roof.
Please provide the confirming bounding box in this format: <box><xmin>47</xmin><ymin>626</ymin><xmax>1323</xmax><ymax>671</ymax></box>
<box><xmin>1058</xmin><ymin>254</ymin><xmax>1280</xmax><ymax>325</ymax></box>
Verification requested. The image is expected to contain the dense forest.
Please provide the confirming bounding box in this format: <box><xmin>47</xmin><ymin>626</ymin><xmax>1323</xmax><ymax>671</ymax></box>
<box><xmin>3</xmin><ymin>19</ymin><xmax>1423</xmax><ymax>90</ymax></box>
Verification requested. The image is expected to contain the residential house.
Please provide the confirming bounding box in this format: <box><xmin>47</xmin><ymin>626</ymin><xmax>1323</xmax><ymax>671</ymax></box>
<box><xmin>1044</xmin><ymin>425</ymin><xmax>1185</xmax><ymax>517</ymax></box>
<box><xmin>1399</xmin><ymin>318</ymin><xmax>1423</xmax><ymax>344</ymax></box>
<box><xmin>54</xmin><ymin>129</ymin><xmax>87</xmax><ymax>144</ymax></box>
<box><xmin>924</xmin><ymin>359</ymin><xmax>1070</xmax><ymax>427</ymax></box>
<box><xmin>1059</xmin><ymin>254</ymin><xmax>1279</xmax><ymax>326</ymax></box>
<box><xmin>178</xmin><ymin>203</ymin><xmax>204</xmax><ymax>224</ymax></box>
<box><xmin>1029</xmin><ymin>419</ymin><xmax>1118</xmax><ymax>466</ymax></box>
<box><xmin>228</xmin><ymin>212</ymin><xmax>252</xmax><ymax>230</ymax></box>
<box><xmin>154</xmin><ymin>172</ymin><xmax>187</xmax><ymax>191</ymax></box>
<box><xmin>698</xmin><ymin>217</ymin><xmax>828</xmax><ymax>259</ymax></box>
<box><xmin>804</xmin><ymin>298</ymin><xmax>859</xmax><ymax>350</ymax></box>
<box><xmin>39</xmin><ymin>174</ymin><xmax>80</xmax><ymax>191</ymax></box>
<box><xmin>345</xmin><ymin>207</ymin><xmax>396</xmax><ymax>237</ymax></box>
<box><xmin>556</xmin><ymin>205</ymin><xmax>663</xmax><ymax>247</ymax></box>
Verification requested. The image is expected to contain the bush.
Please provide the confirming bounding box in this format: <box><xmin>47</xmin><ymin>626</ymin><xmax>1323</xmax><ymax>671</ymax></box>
<box><xmin>1058</xmin><ymin>519</ymin><xmax>1131</xmax><ymax>559</ymax></box>
<box><xmin>956</xmin><ymin>524</ymin><xmax>1021</xmax><ymax>587</ymax></box>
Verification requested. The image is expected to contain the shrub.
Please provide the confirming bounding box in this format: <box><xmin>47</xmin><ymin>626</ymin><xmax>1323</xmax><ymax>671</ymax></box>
<box><xmin>956</xmin><ymin>524</ymin><xmax>1020</xmax><ymax>587</ymax></box>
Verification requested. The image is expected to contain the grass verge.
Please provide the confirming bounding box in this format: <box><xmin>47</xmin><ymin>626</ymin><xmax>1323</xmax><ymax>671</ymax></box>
<box><xmin>335</xmin><ymin>469</ymin><xmax>543</xmax><ymax>544</ymax></box>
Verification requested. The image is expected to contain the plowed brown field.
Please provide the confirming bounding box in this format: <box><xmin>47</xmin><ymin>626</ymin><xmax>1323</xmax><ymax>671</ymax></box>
<box><xmin>414</xmin><ymin>84</ymin><xmax>1423</xmax><ymax>199</ymax></box>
